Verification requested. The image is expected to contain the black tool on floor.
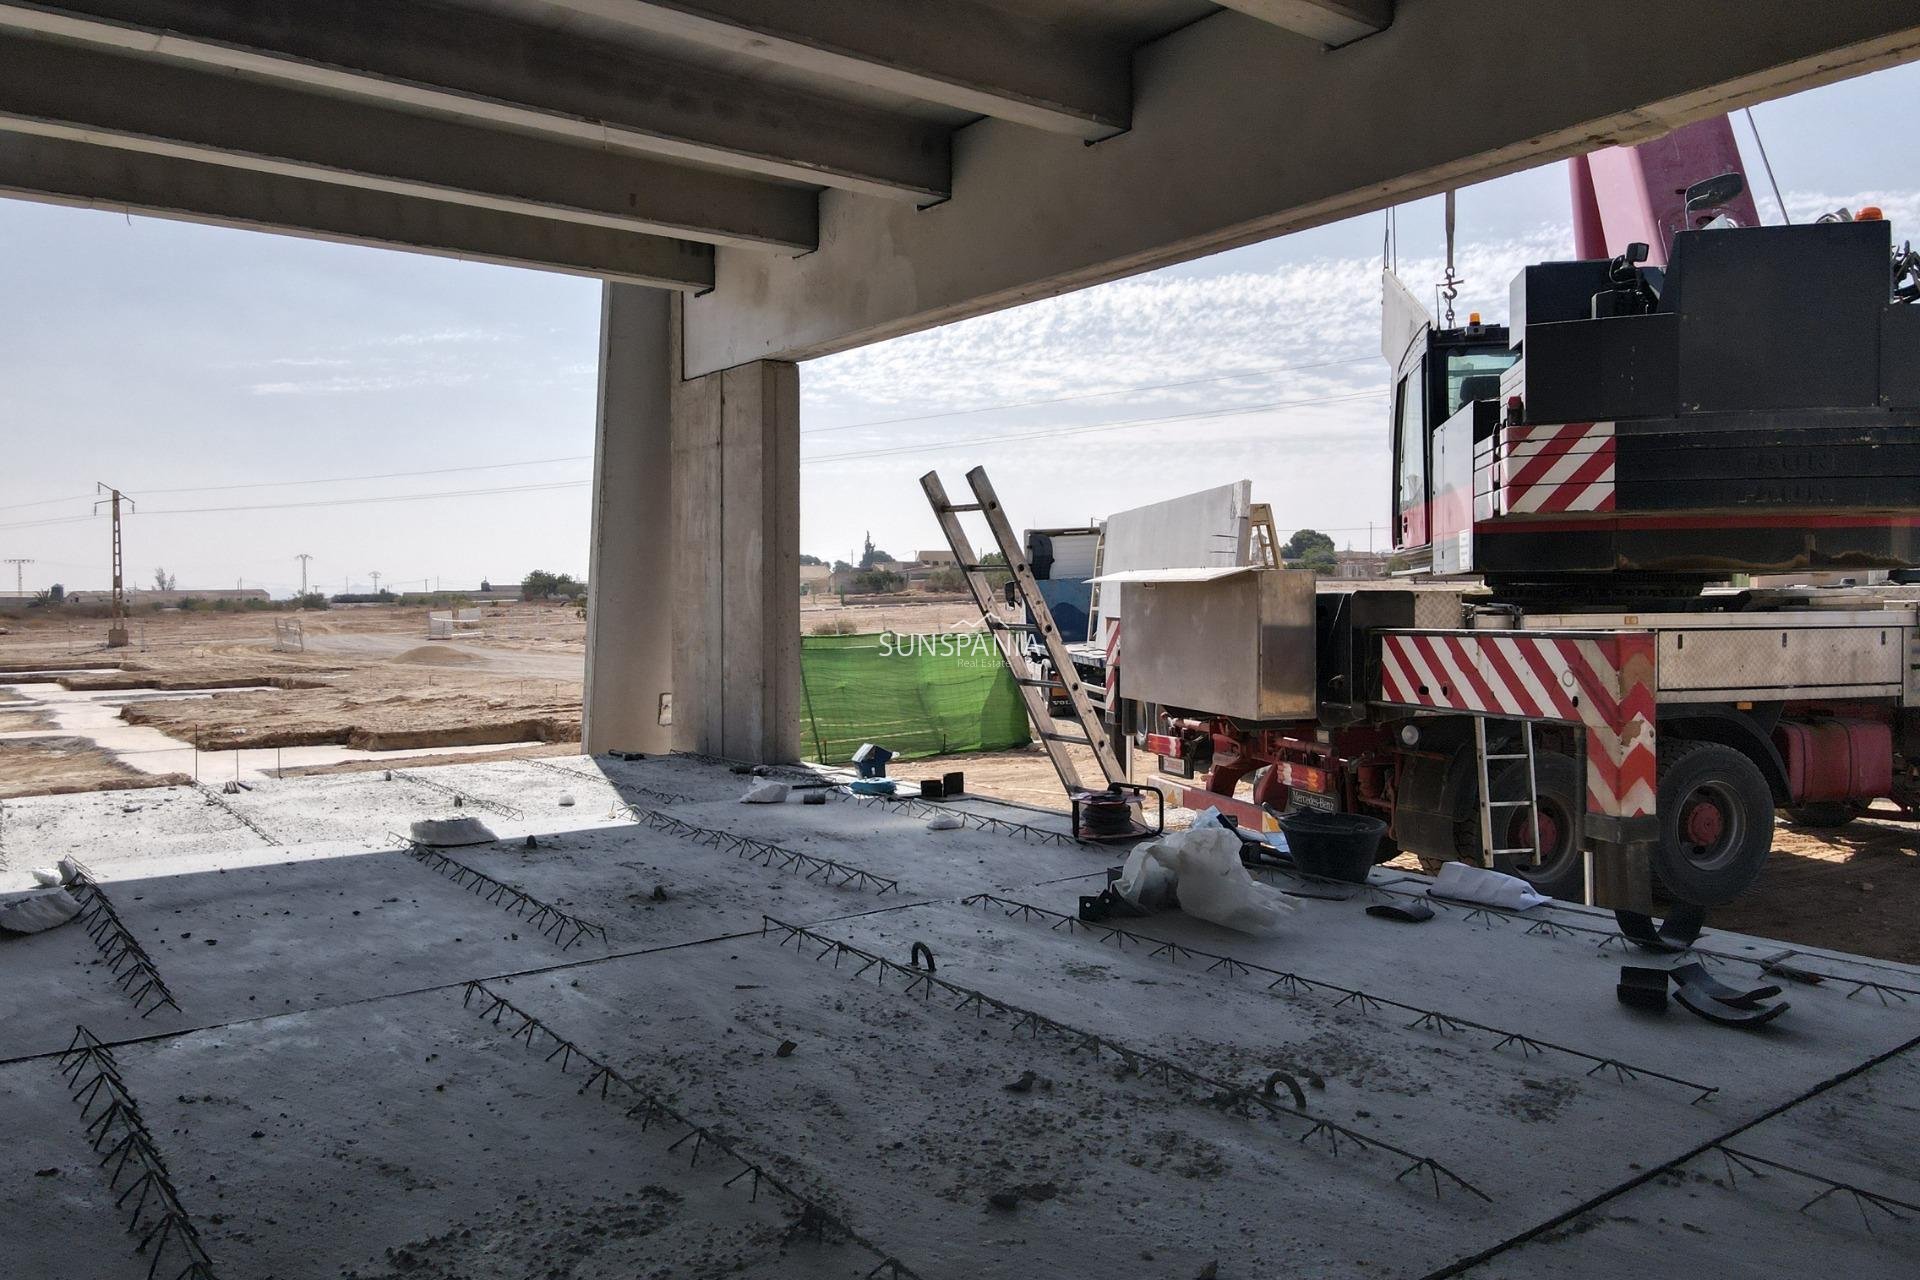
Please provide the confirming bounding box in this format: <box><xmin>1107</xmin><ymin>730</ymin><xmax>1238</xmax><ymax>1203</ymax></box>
<box><xmin>1615</xmin><ymin>904</ymin><xmax>1706</xmax><ymax>952</ymax></box>
<box><xmin>1670</xmin><ymin>962</ymin><xmax>1781</xmax><ymax>1008</ymax></box>
<box><xmin>1616</xmin><ymin>965</ymin><xmax>1672</xmax><ymax>1011</ymax></box>
<box><xmin>1674</xmin><ymin>980</ymin><xmax>1789</xmax><ymax>1028</ymax></box>
<box><xmin>1366</xmin><ymin>899</ymin><xmax>1435</xmax><ymax>924</ymax></box>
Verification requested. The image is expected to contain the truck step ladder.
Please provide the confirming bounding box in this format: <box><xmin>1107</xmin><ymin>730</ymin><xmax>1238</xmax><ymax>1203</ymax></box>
<box><xmin>1473</xmin><ymin>718</ymin><xmax>1544</xmax><ymax>875</ymax></box>
<box><xmin>922</xmin><ymin>466</ymin><xmax>1124</xmax><ymax>797</ymax></box>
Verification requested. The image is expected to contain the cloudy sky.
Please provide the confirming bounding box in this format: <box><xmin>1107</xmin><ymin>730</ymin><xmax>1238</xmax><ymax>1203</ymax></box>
<box><xmin>3</xmin><ymin>61</ymin><xmax>1918</xmax><ymax>594</ymax></box>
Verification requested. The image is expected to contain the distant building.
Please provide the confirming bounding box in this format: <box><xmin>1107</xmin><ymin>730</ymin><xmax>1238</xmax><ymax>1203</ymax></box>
<box><xmin>914</xmin><ymin>549</ymin><xmax>957</xmax><ymax>566</ymax></box>
<box><xmin>800</xmin><ymin>563</ymin><xmax>832</xmax><ymax>592</ymax></box>
<box><xmin>1331</xmin><ymin>550</ymin><xmax>1391</xmax><ymax>580</ymax></box>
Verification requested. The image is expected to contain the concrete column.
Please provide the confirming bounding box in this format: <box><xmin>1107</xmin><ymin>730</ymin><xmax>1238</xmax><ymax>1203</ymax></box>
<box><xmin>669</xmin><ymin>323</ymin><xmax>801</xmax><ymax>762</ymax></box>
<box><xmin>583</xmin><ymin>283</ymin><xmax>675</xmax><ymax>754</ymax></box>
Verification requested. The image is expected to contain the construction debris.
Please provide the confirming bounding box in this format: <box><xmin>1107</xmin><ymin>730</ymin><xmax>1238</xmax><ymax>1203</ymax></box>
<box><xmin>0</xmin><ymin>887</ymin><xmax>81</xmax><ymax>933</ymax></box>
<box><xmin>408</xmin><ymin>815</ymin><xmax>497</xmax><ymax>846</ymax></box>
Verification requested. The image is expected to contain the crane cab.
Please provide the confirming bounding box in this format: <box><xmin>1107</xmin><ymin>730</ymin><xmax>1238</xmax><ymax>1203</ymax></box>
<box><xmin>1385</xmin><ymin>217</ymin><xmax>1920</xmax><ymax>599</ymax></box>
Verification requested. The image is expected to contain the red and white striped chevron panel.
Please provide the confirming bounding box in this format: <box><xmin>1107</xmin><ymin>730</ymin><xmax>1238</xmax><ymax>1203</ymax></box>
<box><xmin>1379</xmin><ymin>630</ymin><xmax>1656</xmax><ymax>820</ymax></box>
<box><xmin>1497</xmin><ymin>421</ymin><xmax>1615</xmax><ymax>514</ymax></box>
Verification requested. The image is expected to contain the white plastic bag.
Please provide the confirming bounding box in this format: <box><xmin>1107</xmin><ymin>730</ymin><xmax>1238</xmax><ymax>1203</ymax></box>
<box><xmin>1158</xmin><ymin>826</ymin><xmax>1297</xmax><ymax>936</ymax></box>
<box><xmin>1427</xmin><ymin>861</ymin><xmax>1549</xmax><ymax>911</ymax></box>
<box><xmin>1132</xmin><ymin>825</ymin><xmax>1296</xmax><ymax>936</ymax></box>
<box><xmin>1115</xmin><ymin>839</ymin><xmax>1176</xmax><ymax>908</ymax></box>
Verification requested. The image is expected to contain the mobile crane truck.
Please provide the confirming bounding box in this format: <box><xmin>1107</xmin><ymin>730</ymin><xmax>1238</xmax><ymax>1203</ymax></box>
<box><xmin>1117</xmin><ymin>116</ymin><xmax>1920</xmax><ymax>911</ymax></box>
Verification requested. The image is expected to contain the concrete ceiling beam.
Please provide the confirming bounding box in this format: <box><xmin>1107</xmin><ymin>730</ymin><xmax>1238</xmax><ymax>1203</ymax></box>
<box><xmin>0</xmin><ymin>33</ymin><xmax>817</xmax><ymax>252</ymax></box>
<box><xmin>1214</xmin><ymin>0</ymin><xmax>1391</xmax><ymax>45</ymax></box>
<box><xmin>684</xmin><ymin>0</ymin><xmax>1920</xmax><ymax>374</ymax></box>
<box><xmin>538</xmin><ymin>0</ymin><xmax>1131</xmax><ymax>138</ymax></box>
<box><xmin>0</xmin><ymin>132</ymin><xmax>716</xmax><ymax>290</ymax></box>
<box><xmin>0</xmin><ymin>0</ymin><xmax>950</xmax><ymax>201</ymax></box>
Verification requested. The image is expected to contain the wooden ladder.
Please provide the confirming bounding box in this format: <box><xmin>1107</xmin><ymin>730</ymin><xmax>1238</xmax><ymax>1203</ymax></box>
<box><xmin>921</xmin><ymin>466</ymin><xmax>1124</xmax><ymax>796</ymax></box>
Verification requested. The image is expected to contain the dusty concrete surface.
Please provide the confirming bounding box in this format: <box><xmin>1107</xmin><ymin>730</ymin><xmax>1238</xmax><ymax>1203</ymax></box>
<box><xmin>2</xmin><ymin>754</ymin><xmax>1916</xmax><ymax>1279</ymax></box>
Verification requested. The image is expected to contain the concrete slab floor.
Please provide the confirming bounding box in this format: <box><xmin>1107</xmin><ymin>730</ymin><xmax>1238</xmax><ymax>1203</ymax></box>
<box><xmin>2</xmin><ymin>753</ymin><xmax>1916</xmax><ymax>1279</ymax></box>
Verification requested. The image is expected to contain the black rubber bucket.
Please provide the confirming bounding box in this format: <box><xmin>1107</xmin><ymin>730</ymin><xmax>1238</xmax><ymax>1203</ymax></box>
<box><xmin>1278</xmin><ymin>809</ymin><xmax>1387</xmax><ymax>883</ymax></box>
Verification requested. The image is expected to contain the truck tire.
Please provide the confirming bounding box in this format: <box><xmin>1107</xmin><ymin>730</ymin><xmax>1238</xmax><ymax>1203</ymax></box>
<box><xmin>1653</xmin><ymin>741</ymin><xmax>1774</xmax><ymax>906</ymax></box>
<box><xmin>1451</xmin><ymin>753</ymin><xmax>1585</xmax><ymax>902</ymax></box>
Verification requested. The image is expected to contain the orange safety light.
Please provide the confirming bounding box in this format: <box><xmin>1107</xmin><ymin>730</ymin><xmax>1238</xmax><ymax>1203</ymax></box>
<box><xmin>1858</xmin><ymin>206</ymin><xmax>1885</xmax><ymax>221</ymax></box>
<box><xmin>1468</xmin><ymin>311</ymin><xmax>1482</xmax><ymax>325</ymax></box>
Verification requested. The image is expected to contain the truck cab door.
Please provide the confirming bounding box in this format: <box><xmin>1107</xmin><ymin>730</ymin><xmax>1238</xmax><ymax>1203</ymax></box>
<box><xmin>1393</xmin><ymin>350</ymin><xmax>1430</xmax><ymax>550</ymax></box>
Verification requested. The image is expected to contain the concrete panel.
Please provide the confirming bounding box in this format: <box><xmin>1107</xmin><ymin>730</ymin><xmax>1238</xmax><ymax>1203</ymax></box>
<box><xmin>585</xmin><ymin>285</ymin><xmax>676</xmax><ymax>755</ymax></box>
<box><xmin>0</xmin><ymin>32</ymin><xmax>818</xmax><ymax>251</ymax></box>
<box><xmin>540</xmin><ymin>0</ymin><xmax>1132</xmax><ymax>137</ymax></box>
<box><xmin>0</xmin><ymin>0</ymin><xmax>951</xmax><ymax>200</ymax></box>
<box><xmin>684</xmin><ymin>1</ymin><xmax>1920</xmax><ymax>372</ymax></box>
<box><xmin>1093</xmin><ymin>479</ymin><xmax>1251</xmax><ymax>639</ymax></box>
<box><xmin>1217</xmin><ymin>0</ymin><xmax>1391</xmax><ymax>44</ymax></box>
<box><xmin>8</xmin><ymin>755</ymin><xmax>1920</xmax><ymax>1279</ymax></box>
<box><xmin>0</xmin><ymin>132</ymin><xmax>715</xmax><ymax>290</ymax></box>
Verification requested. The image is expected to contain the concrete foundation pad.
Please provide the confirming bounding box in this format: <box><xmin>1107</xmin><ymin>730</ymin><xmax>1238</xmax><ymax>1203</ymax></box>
<box><xmin>2</xmin><ymin>753</ymin><xmax>1915</xmax><ymax>1278</ymax></box>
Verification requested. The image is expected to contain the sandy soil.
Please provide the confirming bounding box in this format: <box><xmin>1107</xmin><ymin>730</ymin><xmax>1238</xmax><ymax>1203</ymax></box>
<box><xmin>0</xmin><ymin>736</ymin><xmax>190</xmax><ymax>799</ymax></box>
<box><xmin>0</xmin><ymin>597</ymin><xmax>981</xmax><ymax>794</ymax></box>
<box><xmin>120</xmin><ymin>681</ymin><xmax>579</xmax><ymax>750</ymax></box>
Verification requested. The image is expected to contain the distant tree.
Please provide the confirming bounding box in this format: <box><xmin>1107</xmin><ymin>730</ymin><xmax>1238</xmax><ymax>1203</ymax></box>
<box><xmin>553</xmin><ymin>573</ymin><xmax>583</xmax><ymax>600</ymax></box>
<box><xmin>30</xmin><ymin>584</ymin><xmax>65</xmax><ymax>608</ymax></box>
<box><xmin>1282</xmin><ymin>529</ymin><xmax>1336</xmax><ymax>562</ymax></box>
<box><xmin>798</xmin><ymin>553</ymin><xmax>825</xmax><ymax>567</ymax></box>
<box><xmin>831</xmin><ymin>559</ymin><xmax>853</xmax><ymax>574</ymax></box>
<box><xmin>152</xmin><ymin>567</ymin><xmax>176</xmax><ymax>591</ymax></box>
<box><xmin>976</xmin><ymin>551</ymin><xmax>1013</xmax><ymax>592</ymax></box>
<box><xmin>850</xmin><ymin>569</ymin><xmax>905</xmax><ymax>594</ymax></box>
<box><xmin>1301</xmin><ymin>547</ymin><xmax>1339</xmax><ymax>574</ymax></box>
<box><xmin>858</xmin><ymin>532</ymin><xmax>893</xmax><ymax>570</ymax></box>
<box><xmin>924</xmin><ymin>566</ymin><xmax>967</xmax><ymax>593</ymax></box>
<box><xmin>294</xmin><ymin>591</ymin><xmax>329</xmax><ymax>611</ymax></box>
<box><xmin>521</xmin><ymin>569</ymin><xmax>558</xmax><ymax>600</ymax></box>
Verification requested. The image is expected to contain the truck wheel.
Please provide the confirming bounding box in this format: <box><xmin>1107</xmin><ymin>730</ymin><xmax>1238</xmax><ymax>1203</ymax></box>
<box><xmin>1653</xmin><ymin>741</ymin><xmax>1774</xmax><ymax>906</ymax></box>
<box><xmin>1451</xmin><ymin>754</ymin><xmax>1585</xmax><ymax>901</ymax></box>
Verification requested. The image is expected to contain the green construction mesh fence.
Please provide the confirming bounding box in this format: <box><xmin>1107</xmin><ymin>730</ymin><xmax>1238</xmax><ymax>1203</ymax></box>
<box><xmin>798</xmin><ymin>631</ymin><xmax>1032</xmax><ymax>764</ymax></box>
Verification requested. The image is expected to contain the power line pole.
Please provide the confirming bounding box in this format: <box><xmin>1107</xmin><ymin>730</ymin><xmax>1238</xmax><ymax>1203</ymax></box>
<box><xmin>94</xmin><ymin>483</ymin><xmax>134</xmax><ymax>648</ymax></box>
<box><xmin>3</xmin><ymin>557</ymin><xmax>32</xmax><ymax>599</ymax></box>
<box><xmin>295</xmin><ymin>553</ymin><xmax>313</xmax><ymax>596</ymax></box>
<box><xmin>368</xmin><ymin>570</ymin><xmax>382</xmax><ymax>595</ymax></box>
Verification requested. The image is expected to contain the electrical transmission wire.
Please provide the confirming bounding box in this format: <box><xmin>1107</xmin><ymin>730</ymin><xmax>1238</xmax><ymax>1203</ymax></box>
<box><xmin>138</xmin><ymin>454</ymin><xmax>593</xmax><ymax>496</ymax></box>
<box><xmin>801</xmin><ymin>352</ymin><xmax>1377</xmax><ymax>435</ymax></box>
<box><xmin>804</xmin><ymin>387</ymin><xmax>1384</xmax><ymax>465</ymax></box>
<box><xmin>3</xmin><ymin>376</ymin><xmax>1383</xmax><ymax>520</ymax></box>
<box><xmin>0</xmin><ymin>491</ymin><xmax>95</xmax><ymax>513</ymax></box>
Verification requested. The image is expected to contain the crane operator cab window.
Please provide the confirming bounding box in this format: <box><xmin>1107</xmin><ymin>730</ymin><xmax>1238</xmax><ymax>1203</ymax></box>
<box><xmin>1444</xmin><ymin>348</ymin><xmax>1518</xmax><ymax>417</ymax></box>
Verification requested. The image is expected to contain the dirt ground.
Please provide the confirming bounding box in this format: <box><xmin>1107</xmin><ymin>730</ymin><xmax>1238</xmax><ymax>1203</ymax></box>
<box><xmin>0</xmin><ymin>737</ymin><xmax>189</xmax><ymax>799</ymax></box>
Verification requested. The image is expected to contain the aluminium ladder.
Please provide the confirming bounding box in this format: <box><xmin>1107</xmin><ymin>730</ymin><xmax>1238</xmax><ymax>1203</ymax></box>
<box><xmin>921</xmin><ymin>466</ymin><xmax>1124</xmax><ymax>796</ymax></box>
<box><xmin>1473</xmin><ymin>718</ymin><xmax>1544</xmax><ymax>875</ymax></box>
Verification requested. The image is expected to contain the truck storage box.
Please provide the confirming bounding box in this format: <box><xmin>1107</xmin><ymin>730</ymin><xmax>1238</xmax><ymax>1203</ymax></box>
<box><xmin>1100</xmin><ymin>567</ymin><xmax>1316</xmax><ymax>722</ymax></box>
